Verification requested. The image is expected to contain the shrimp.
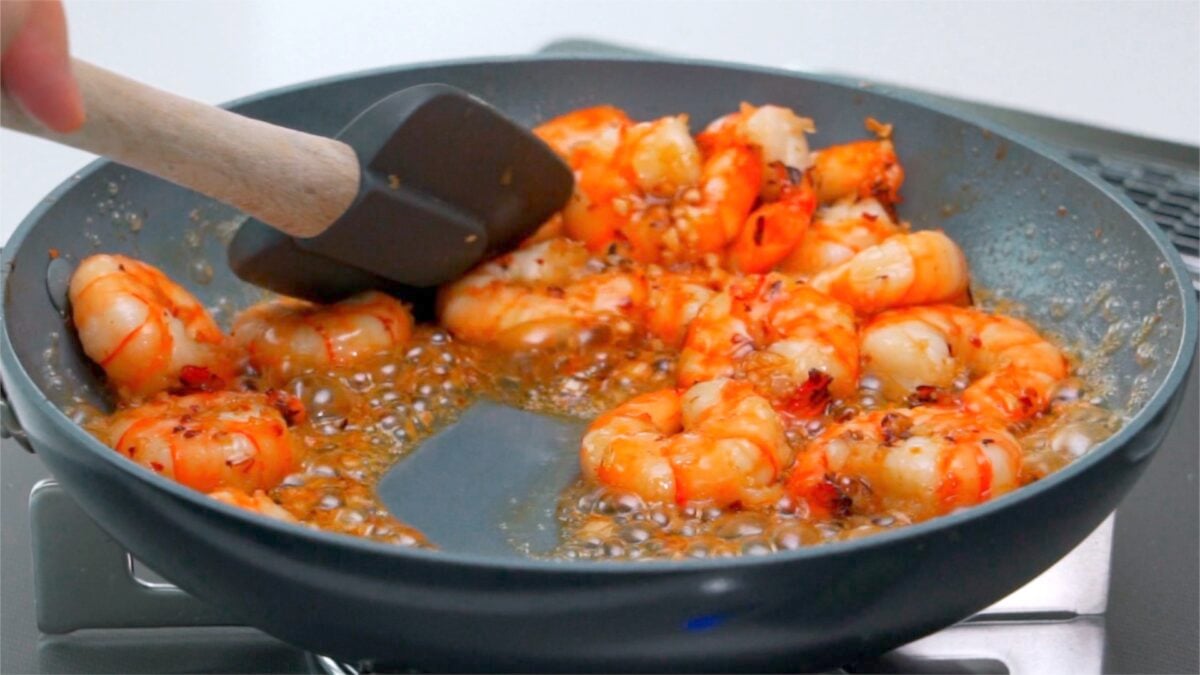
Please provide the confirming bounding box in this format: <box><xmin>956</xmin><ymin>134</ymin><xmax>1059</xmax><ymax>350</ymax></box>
<box><xmin>209</xmin><ymin>488</ymin><xmax>298</xmax><ymax>522</ymax></box>
<box><xmin>678</xmin><ymin>274</ymin><xmax>859</xmax><ymax>402</ymax></box>
<box><xmin>779</xmin><ymin>198</ymin><xmax>903</xmax><ymax>277</ymax></box>
<box><xmin>535</xmin><ymin>106</ymin><xmax>635</xmax><ymax>251</ymax></box>
<box><xmin>580</xmin><ymin>378</ymin><xmax>792</xmax><ymax>507</ymax></box>
<box><xmin>698</xmin><ymin>103</ymin><xmax>816</xmax><ymax>179</ymax></box>
<box><xmin>69</xmin><ymin>254</ymin><xmax>237</xmax><ymax>400</ymax></box>
<box><xmin>437</xmin><ymin>238</ymin><xmax>647</xmax><ymax>349</ymax></box>
<box><xmin>232</xmin><ymin>291</ymin><xmax>413</xmax><ymax>382</ymax></box>
<box><xmin>96</xmin><ymin>391</ymin><xmax>300</xmax><ymax>494</ymax></box>
<box><xmin>665</xmin><ymin>145</ymin><xmax>762</xmax><ymax>258</ymax></box>
<box><xmin>860</xmin><ymin>305</ymin><xmax>1069</xmax><ymax>421</ymax></box>
<box><xmin>727</xmin><ymin>165</ymin><xmax>817</xmax><ymax>274</ymax></box>
<box><xmin>667</xmin><ymin>103</ymin><xmax>816</xmax><ymax>266</ymax></box>
<box><xmin>810</xmin><ymin>230</ymin><xmax>970</xmax><ymax>314</ymax></box>
<box><xmin>786</xmin><ymin>408</ymin><xmax>1022</xmax><ymax>520</ymax></box>
<box><xmin>642</xmin><ymin>266</ymin><xmax>730</xmax><ymax>348</ymax></box>
<box><xmin>811</xmin><ymin>139</ymin><xmax>904</xmax><ymax>206</ymax></box>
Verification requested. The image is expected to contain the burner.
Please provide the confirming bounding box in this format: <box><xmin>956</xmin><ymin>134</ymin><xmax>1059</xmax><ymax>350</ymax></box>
<box><xmin>29</xmin><ymin>480</ymin><xmax>1113</xmax><ymax>674</ymax></box>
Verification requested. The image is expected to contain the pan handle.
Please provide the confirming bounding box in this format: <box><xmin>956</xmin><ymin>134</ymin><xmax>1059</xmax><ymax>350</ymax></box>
<box><xmin>1</xmin><ymin>379</ymin><xmax>34</xmax><ymax>453</ymax></box>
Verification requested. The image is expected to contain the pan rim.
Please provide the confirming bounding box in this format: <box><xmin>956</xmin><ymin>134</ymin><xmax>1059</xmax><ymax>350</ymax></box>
<box><xmin>2</xmin><ymin>53</ymin><xmax>1196</xmax><ymax>575</ymax></box>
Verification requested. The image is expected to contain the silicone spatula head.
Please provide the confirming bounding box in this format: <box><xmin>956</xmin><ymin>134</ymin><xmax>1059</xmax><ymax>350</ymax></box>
<box><xmin>227</xmin><ymin>84</ymin><xmax>573</xmax><ymax>302</ymax></box>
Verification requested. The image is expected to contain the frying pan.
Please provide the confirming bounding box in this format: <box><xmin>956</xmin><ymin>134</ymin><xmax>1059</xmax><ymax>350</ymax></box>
<box><xmin>1</xmin><ymin>56</ymin><xmax>1196</xmax><ymax>672</ymax></box>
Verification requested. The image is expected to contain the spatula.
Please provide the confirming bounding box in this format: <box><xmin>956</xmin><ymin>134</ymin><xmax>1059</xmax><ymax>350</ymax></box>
<box><xmin>1</xmin><ymin>59</ymin><xmax>573</xmax><ymax>302</ymax></box>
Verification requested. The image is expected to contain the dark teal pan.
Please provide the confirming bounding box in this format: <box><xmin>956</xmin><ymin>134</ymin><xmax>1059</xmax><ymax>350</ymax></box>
<box><xmin>1</xmin><ymin>56</ymin><xmax>1195</xmax><ymax>672</ymax></box>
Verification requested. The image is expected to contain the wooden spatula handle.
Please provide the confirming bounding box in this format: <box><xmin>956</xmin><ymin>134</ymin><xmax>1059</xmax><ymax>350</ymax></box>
<box><xmin>1</xmin><ymin>58</ymin><xmax>359</xmax><ymax>237</ymax></box>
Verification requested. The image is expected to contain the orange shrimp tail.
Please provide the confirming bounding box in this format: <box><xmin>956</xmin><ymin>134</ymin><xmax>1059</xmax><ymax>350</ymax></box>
<box><xmin>780</xmin><ymin>369</ymin><xmax>834</xmax><ymax>419</ymax></box>
<box><xmin>785</xmin><ymin>449</ymin><xmax>849</xmax><ymax>519</ymax></box>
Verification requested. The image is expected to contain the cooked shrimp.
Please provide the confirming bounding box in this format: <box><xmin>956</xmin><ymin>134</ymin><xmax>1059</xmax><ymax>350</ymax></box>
<box><xmin>727</xmin><ymin>165</ymin><xmax>817</xmax><ymax>274</ymax></box>
<box><xmin>580</xmin><ymin>378</ymin><xmax>792</xmax><ymax>507</ymax></box>
<box><xmin>535</xmin><ymin>106</ymin><xmax>635</xmax><ymax>251</ymax></box>
<box><xmin>678</xmin><ymin>274</ymin><xmax>859</xmax><ymax>400</ymax></box>
<box><xmin>97</xmin><ymin>391</ymin><xmax>300</xmax><ymax>494</ymax></box>
<box><xmin>779</xmin><ymin>198</ymin><xmax>903</xmax><ymax>277</ymax></box>
<box><xmin>232</xmin><ymin>291</ymin><xmax>413</xmax><ymax>382</ymax></box>
<box><xmin>810</xmin><ymin>230</ymin><xmax>970</xmax><ymax>314</ymax></box>
<box><xmin>608</xmin><ymin>115</ymin><xmax>709</xmax><ymax>262</ymax></box>
<box><xmin>786</xmin><ymin>408</ymin><xmax>1022</xmax><ymax>520</ymax></box>
<box><xmin>643</xmin><ymin>266</ymin><xmax>729</xmax><ymax>348</ymax></box>
<box><xmin>860</xmin><ymin>305</ymin><xmax>1069</xmax><ymax>421</ymax></box>
<box><xmin>811</xmin><ymin>139</ymin><xmax>904</xmax><ymax>206</ymax></box>
<box><xmin>663</xmin><ymin>144</ymin><xmax>762</xmax><ymax>260</ymax></box>
<box><xmin>69</xmin><ymin>254</ymin><xmax>237</xmax><ymax>400</ymax></box>
<box><xmin>698</xmin><ymin>103</ymin><xmax>815</xmax><ymax>179</ymax></box>
<box><xmin>209</xmin><ymin>488</ymin><xmax>298</xmax><ymax>522</ymax></box>
<box><xmin>617</xmin><ymin>115</ymin><xmax>703</xmax><ymax>198</ymax></box>
<box><xmin>659</xmin><ymin>103</ymin><xmax>816</xmax><ymax>264</ymax></box>
<box><xmin>438</xmin><ymin>238</ymin><xmax>647</xmax><ymax>349</ymax></box>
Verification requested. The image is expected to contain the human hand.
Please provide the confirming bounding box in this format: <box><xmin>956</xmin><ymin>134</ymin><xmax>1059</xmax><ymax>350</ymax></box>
<box><xmin>1</xmin><ymin>0</ymin><xmax>84</xmax><ymax>132</ymax></box>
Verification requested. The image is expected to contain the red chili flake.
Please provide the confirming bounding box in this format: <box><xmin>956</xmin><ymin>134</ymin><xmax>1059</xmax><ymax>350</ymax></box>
<box><xmin>910</xmin><ymin>385</ymin><xmax>940</xmax><ymax>404</ymax></box>
<box><xmin>880</xmin><ymin>412</ymin><xmax>913</xmax><ymax>446</ymax></box>
<box><xmin>176</xmin><ymin>365</ymin><xmax>225</xmax><ymax>393</ymax></box>
<box><xmin>171</xmin><ymin>425</ymin><xmax>185</xmax><ymax>434</ymax></box>
<box><xmin>781</xmin><ymin>369</ymin><xmax>834</xmax><ymax>419</ymax></box>
<box><xmin>1018</xmin><ymin>390</ymin><xmax>1036</xmax><ymax>412</ymax></box>
<box><xmin>266</xmin><ymin>389</ymin><xmax>307</xmax><ymax>426</ymax></box>
<box><xmin>969</xmin><ymin>335</ymin><xmax>983</xmax><ymax>348</ymax></box>
<box><xmin>546</xmin><ymin>285</ymin><xmax>566</xmax><ymax>299</ymax></box>
<box><xmin>182</xmin><ymin>429</ymin><xmax>201</xmax><ymax>439</ymax></box>
<box><xmin>149</xmin><ymin>461</ymin><xmax>164</xmax><ymax>472</ymax></box>
<box><xmin>862</xmin><ymin>212</ymin><xmax>878</xmax><ymax>222</ymax></box>
<box><xmin>753</xmin><ymin>216</ymin><xmax>766</xmax><ymax>246</ymax></box>
<box><xmin>810</xmin><ymin>476</ymin><xmax>853</xmax><ymax>518</ymax></box>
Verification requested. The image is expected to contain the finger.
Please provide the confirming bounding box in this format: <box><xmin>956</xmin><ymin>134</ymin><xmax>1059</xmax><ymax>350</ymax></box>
<box><xmin>1</xmin><ymin>0</ymin><xmax>34</xmax><ymax>54</ymax></box>
<box><xmin>1</xmin><ymin>0</ymin><xmax>85</xmax><ymax>133</ymax></box>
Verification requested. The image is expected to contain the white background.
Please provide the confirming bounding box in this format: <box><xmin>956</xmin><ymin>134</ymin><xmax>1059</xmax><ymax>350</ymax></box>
<box><xmin>2</xmin><ymin>0</ymin><xmax>1198</xmax><ymax>242</ymax></box>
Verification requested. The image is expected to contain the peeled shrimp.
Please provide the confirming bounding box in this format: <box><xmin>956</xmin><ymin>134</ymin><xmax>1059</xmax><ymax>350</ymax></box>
<box><xmin>580</xmin><ymin>378</ymin><xmax>792</xmax><ymax>507</ymax></box>
<box><xmin>679</xmin><ymin>274</ymin><xmax>859</xmax><ymax>400</ymax></box>
<box><xmin>642</xmin><ymin>266</ymin><xmax>730</xmax><ymax>348</ymax></box>
<box><xmin>438</xmin><ymin>238</ymin><xmax>647</xmax><ymax>349</ymax></box>
<box><xmin>860</xmin><ymin>305</ymin><xmax>1069</xmax><ymax>421</ymax></box>
<box><xmin>97</xmin><ymin>391</ymin><xmax>300</xmax><ymax>494</ymax></box>
<box><xmin>69</xmin><ymin>254</ymin><xmax>237</xmax><ymax>400</ymax></box>
<box><xmin>727</xmin><ymin>165</ymin><xmax>817</xmax><ymax>274</ymax></box>
<box><xmin>676</xmin><ymin>103</ymin><xmax>816</xmax><ymax>267</ymax></box>
<box><xmin>535</xmin><ymin>106</ymin><xmax>635</xmax><ymax>252</ymax></box>
<box><xmin>811</xmin><ymin>230</ymin><xmax>970</xmax><ymax>314</ymax></box>
<box><xmin>779</xmin><ymin>198</ymin><xmax>903</xmax><ymax>277</ymax></box>
<box><xmin>232</xmin><ymin>291</ymin><xmax>413</xmax><ymax>382</ymax></box>
<box><xmin>810</xmin><ymin>139</ymin><xmax>905</xmax><ymax>206</ymax></box>
<box><xmin>698</xmin><ymin>103</ymin><xmax>815</xmax><ymax>179</ymax></box>
<box><xmin>786</xmin><ymin>408</ymin><xmax>1022</xmax><ymax>520</ymax></box>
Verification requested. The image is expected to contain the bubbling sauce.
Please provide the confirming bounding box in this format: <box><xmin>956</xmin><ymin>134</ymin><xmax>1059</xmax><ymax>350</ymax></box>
<box><xmin>196</xmin><ymin>320</ymin><xmax>1118</xmax><ymax>560</ymax></box>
